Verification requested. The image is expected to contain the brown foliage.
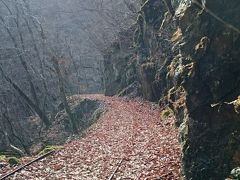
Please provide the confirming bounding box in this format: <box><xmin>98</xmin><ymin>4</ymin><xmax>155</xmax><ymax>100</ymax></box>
<box><xmin>0</xmin><ymin>95</ymin><xmax>181</xmax><ymax>179</ymax></box>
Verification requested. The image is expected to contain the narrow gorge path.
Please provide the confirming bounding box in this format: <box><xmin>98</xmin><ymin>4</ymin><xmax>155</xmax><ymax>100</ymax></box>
<box><xmin>1</xmin><ymin>95</ymin><xmax>181</xmax><ymax>180</ymax></box>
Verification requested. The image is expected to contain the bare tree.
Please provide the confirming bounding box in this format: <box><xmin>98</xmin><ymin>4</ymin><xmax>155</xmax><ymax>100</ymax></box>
<box><xmin>51</xmin><ymin>56</ymin><xmax>78</xmax><ymax>133</ymax></box>
<box><xmin>0</xmin><ymin>0</ymin><xmax>138</xmax><ymax>153</ymax></box>
<box><xmin>0</xmin><ymin>65</ymin><xmax>51</xmax><ymax>127</ymax></box>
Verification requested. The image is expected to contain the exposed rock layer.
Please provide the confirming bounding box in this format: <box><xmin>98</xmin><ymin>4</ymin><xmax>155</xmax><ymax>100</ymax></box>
<box><xmin>103</xmin><ymin>0</ymin><xmax>240</xmax><ymax>179</ymax></box>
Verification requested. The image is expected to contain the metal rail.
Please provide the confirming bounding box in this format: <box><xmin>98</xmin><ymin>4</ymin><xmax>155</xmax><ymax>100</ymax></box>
<box><xmin>0</xmin><ymin>150</ymin><xmax>55</xmax><ymax>180</ymax></box>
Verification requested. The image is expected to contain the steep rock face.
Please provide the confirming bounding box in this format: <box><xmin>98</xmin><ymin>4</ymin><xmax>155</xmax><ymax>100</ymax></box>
<box><xmin>103</xmin><ymin>28</ymin><xmax>137</xmax><ymax>96</ymax></box>
<box><xmin>138</xmin><ymin>0</ymin><xmax>240</xmax><ymax>179</ymax></box>
<box><xmin>134</xmin><ymin>0</ymin><xmax>176</xmax><ymax>101</ymax></box>
<box><xmin>167</xmin><ymin>1</ymin><xmax>240</xmax><ymax>179</ymax></box>
<box><xmin>103</xmin><ymin>0</ymin><xmax>240</xmax><ymax>179</ymax></box>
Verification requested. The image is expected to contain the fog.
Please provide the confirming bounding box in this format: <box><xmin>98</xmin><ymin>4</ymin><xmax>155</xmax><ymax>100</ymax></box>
<box><xmin>0</xmin><ymin>0</ymin><xmax>139</xmax><ymax>152</ymax></box>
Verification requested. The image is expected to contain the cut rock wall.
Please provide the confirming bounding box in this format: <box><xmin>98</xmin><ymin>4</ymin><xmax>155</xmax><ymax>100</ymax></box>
<box><xmin>103</xmin><ymin>0</ymin><xmax>240</xmax><ymax>179</ymax></box>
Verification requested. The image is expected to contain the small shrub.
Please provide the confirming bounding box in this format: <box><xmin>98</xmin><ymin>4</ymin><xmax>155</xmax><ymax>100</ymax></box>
<box><xmin>39</xmin><ymin>145</ymin><xmax>63</xmax><ymax>156</ymax></box>
<box><xmin>8</xmin><ymin>157</ymin><xmax>20</xmax><ymax>166</ymax></box>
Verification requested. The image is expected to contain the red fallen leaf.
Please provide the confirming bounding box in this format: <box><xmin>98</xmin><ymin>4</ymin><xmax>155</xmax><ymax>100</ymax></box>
<box><xmin>53</xmin><ymin>164</ymin><xmax>64</xmax><ymax>171</ymax></box>
<box><xmin>2</xmin><ymin>95</ymin><xmax>181</xmax><ymax>179</ymax></box>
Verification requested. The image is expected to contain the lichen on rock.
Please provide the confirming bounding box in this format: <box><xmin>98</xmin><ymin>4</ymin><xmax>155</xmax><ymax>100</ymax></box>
<box><xmin>103</xmin><ymin>0</ymin><xmax>240</xmax><ymax>179</ymax></box>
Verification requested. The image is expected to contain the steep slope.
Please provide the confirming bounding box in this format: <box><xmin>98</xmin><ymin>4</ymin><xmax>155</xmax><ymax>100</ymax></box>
<box><xmin>0</xmin><ymin>95</ymin><xmax>181</xmax><ymax>179</ymax></box>
<box><xmin>103</xmin><ymin>0</ymin><xmax>240</xmax><ymax>179</ymax></box>
<box><xmin>164</xmin><ymin>1</ymin><xmax>240</xmax><ymax>179</ymax></box>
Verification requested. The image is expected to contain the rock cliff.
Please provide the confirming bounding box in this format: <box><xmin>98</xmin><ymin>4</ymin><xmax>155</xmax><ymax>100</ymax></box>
<box><xmin>103</xmin><ymin>0</ymin><xmax>240</xmax><ymax>179</ymax></box>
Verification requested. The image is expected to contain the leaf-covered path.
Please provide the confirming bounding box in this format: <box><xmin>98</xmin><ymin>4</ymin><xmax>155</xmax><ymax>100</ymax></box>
<box><xmin>1</xmin><ymin>95</ymin><xmax>181</xmax><ymax>180</ymax></box>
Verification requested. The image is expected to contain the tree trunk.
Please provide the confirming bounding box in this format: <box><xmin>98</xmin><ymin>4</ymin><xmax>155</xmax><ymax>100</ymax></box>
<box><xmin>0</xmin><ymin>66</ymin><xmax>51</xmax><ymax>127</ymax></box>
<box><xmin>51</xmin><ymin>56</ymin><xmax>78</xmax><ymax>133</ymax></box>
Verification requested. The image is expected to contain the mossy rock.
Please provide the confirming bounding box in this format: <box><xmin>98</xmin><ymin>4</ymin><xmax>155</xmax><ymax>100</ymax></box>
<box><xmin>39</xmin><ymin>145</ymin><xmax>63</xmax><ymax>156</ymax></box>
<box><xmin>8</xmin><ymin>157</ymin><xmax>20</xmax><ymax>166</ymax></box>
<box><xmin>161</xmin><ymin>108</ymin><xmax>173</xmax><ymax>119</ymax></box>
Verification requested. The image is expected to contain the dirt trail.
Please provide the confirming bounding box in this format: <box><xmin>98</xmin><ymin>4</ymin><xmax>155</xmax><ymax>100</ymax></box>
<box><xmin>1</xmin><ymin>95</ymin><xmax>181</xmax><ymax>180</ymax></box>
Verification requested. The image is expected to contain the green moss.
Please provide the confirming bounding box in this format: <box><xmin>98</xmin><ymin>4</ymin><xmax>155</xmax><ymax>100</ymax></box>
<box><xmin>0</xmin><ymin>155</ymin><xmax>7</xmax><ymax>161</ymax></box>
<box><xmin>8</xmin><ymin>157</ymin><xmax>20</xmax><ymax>165</ymax></box>
<box><xmin>161</xmin><ymin>108</ymin><xmax>173</xmax><ymax>119</ymax></box>
<box><xmin>39</xmin><ymin>145</ymin><xmax>63</xmax><ymax>156</ymax></box>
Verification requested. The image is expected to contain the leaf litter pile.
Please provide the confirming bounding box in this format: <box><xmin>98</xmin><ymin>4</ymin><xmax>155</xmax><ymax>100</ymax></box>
<box><xmin>0</xmin><ymin>95</ymin><xmax>181</xmax><ymax>180</ymax></box>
